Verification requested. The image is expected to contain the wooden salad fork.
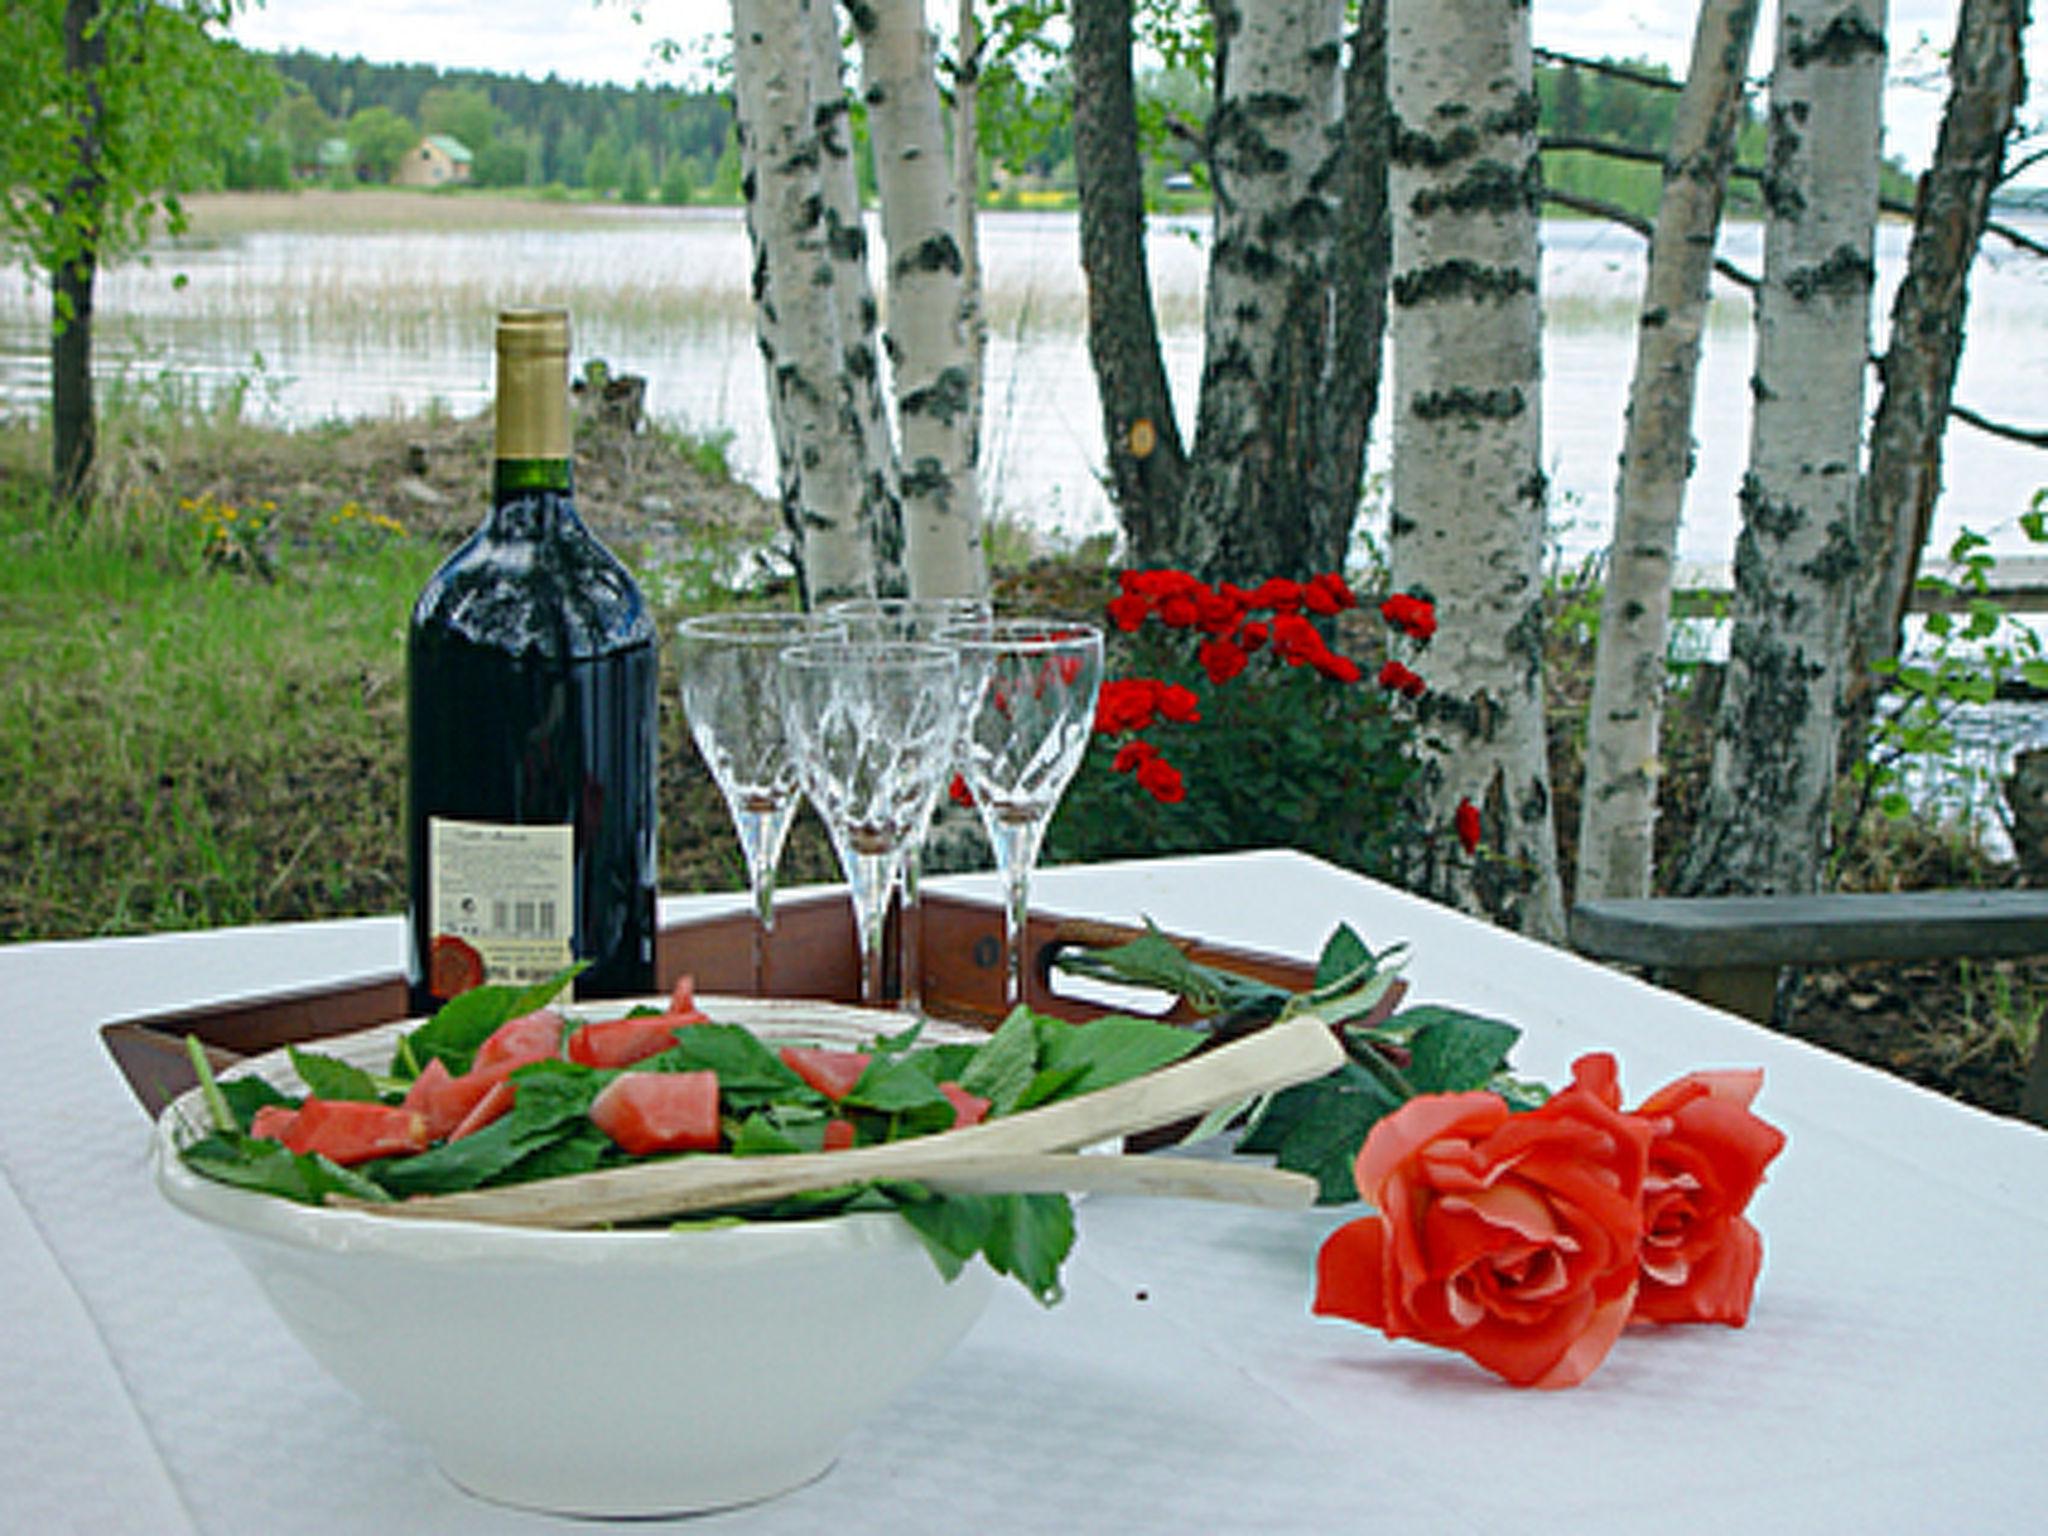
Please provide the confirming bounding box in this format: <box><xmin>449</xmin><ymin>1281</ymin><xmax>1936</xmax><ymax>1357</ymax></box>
<box><xmin>342</xmin><ymin>1012</ymin><xmax>1345</xmax><ymax>1229</ymax></box>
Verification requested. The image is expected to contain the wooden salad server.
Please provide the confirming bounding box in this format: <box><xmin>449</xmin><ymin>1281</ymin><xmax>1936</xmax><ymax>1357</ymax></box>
<box><xmin>348</xmin><ymin>1011</ymin><xmax>1345</xmax><ymax>1229</ymax></box>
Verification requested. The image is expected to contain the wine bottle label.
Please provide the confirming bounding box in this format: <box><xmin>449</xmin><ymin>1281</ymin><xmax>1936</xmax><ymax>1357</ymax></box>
<box><xmin>426</xmin><ymin>817</ymin><xmax>575</xmax><ymax>997</ymax></box>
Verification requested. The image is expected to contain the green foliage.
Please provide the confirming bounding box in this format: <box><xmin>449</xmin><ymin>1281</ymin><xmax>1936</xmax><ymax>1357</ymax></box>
<box><xmin>1535</xmin><ymin>55</ymin><xmax>1916</xmax><ymax>222</ymax></box>
<box><xmin>1046</xmin><ymin>616</ymin><xmax>1423</xmax><ymax>881</ymax></box>
<box><xmin>1848</xmin><ymin>509</ymin><xmax>2048</xmax><ymax>840</ymax></box>
<box><xmin>345</xmin><ymin>105</ymin><xmax>419</xmax><ymax>182</ymax></box>
<box><xmin>0</xmin><ymin>1</ymin><xmax>276</xmax><ymax>298</ymax></box>
<box><xmin>258</xmin><ymin>48</ymin><xmax>735</xmax><ymax>200</ymax></box>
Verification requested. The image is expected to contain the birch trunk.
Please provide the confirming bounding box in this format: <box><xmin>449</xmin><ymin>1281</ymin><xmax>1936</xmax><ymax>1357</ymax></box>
<box><xmin>1307</xmin><ymin>1</ymin><xmax>1392</xmax><ymax>573</ymax></box>
<box><xmin>952</xmin><ymin>0</ymin><xmax>987</xmax><ymax>467</ymax></box>
<box><xmin>1577</xmin><ymin>0</ymin><xmax>1764</xmax><ymax>901</ymax></box>
<box><xmin>803</xmin><ymin>0</ymin><xmax>903</xmax><ymax>591</ymax></box>
<box><xmin>1678</xmin><ymin>0</ymin><xmax>1887</xmax><ymax>898</ymax></box>
<box><xmin>1177</xmin><ymin>0</ymin><xmax>1348</xmax><ymax>584</ymax></box>
<box><xmin>1071</xmin><ymin>0</ymin><xmax>1188</xmax><ymax>567</ymax></box>
<box><xmin>1387</xmin><ymin>0</ymin><xmax>1564</xmax><ymax>938</ymax></box>
<box><xmin>732</xmin><ymin>0</ymin><xmax>875</xmax><ymax>602</ymax></box>
<box><xmin>853</xmin><ymin>0</ymin><xmax>986</xmax><ymax>598</ymax></box>
<box><xmin>1850</xmin><ymin>0</ymin><xmax>2025</xmax><ymax>691</ymax></box>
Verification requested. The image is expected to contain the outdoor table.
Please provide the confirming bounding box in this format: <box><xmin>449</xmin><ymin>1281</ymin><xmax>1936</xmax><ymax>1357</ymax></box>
<box><xmin>4</xmin><ymin>849</ymin><xmax>2043</xmax><ymax>1533</ymax></box>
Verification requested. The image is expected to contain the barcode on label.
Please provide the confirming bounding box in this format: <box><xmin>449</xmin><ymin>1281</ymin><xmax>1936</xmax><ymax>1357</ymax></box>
<box><xmin>492</xmin><ymin>899</ymin><xmax>558</xmax><ymax>938</ymax></box>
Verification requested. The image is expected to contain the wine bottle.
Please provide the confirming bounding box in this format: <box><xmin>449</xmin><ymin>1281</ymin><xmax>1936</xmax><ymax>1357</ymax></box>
<box><xmin>405</xmin><ymin>308</ymin><xmax>658</xmax><ymax>1011</ymax></box>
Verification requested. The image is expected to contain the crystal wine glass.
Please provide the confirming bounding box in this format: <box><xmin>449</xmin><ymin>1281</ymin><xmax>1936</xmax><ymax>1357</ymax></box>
<box><xmin>777</xmin><ymin>640</ymin><xmax>962</xmax><ymax>1007</ymax></box>
<box><xmin>676</xmin><ymin>612</ymin><xmax>844</xmax><ymax>995</ymax></box>
<box><xmin>938</xmin><ymin>619</ymin><xmax>1104</xmax><ymax>1010</ymax></box>
<box><xmin>821</xmin><ymin>595</ymin><xmax>994</xmax><ymax>1010</ymax></box>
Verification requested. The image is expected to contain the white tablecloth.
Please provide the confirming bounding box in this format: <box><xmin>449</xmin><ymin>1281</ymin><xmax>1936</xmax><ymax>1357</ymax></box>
<box><xmin>4</xmin><ymin>851</ymin><xmax>2044</xmax><ymax>1533</ymax></box>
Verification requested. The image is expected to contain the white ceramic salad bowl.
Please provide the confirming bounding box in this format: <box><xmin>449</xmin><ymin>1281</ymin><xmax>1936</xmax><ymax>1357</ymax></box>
<box><xmin>154</xmin><ymin>998</ymin><xmax>997</xmax><ymax>1519</ymax></box>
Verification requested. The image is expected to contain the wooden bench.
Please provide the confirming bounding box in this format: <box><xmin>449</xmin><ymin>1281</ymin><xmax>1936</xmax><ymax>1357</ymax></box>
<box><xmin>1569</xmin><ymin>891</ymin><xmax>2048</xmax><ymax>1126</ymax></box>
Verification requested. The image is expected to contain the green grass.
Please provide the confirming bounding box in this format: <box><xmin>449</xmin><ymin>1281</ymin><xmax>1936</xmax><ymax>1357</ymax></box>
<box><xmin>0</xmin><ymin>458</ymin><xmax>438</xmax><ymax>938</ymax></box>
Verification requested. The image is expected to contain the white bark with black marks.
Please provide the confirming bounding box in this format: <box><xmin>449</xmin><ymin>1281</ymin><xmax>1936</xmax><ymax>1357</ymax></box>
<box><xmin>1852</xmin><ymin>0</ymin><xmax>2025</xmax><ymax>687</ymax></box>
<box><xmin>804</xmin><ymin>0</ymin><xmax>903</xmax><ymax>592</ymax></box>
<box><xmin>1387</xmin><ymin>0</ymin><xmax>1564</xmax><ymax>939</ymax></box>
<box><xmin>1579</xmin><ymin>0</ymin><xmax>1764</xmax><ymax>901</ymax></box>
<box><xmin>731</xmin><ymin>0</ymin><xmax>876</xmax><ymax>601</ymax></box>
<box><xmin>853</xmin><ymin>0</ymin><xmax>986</xmax><ymax>600</ymax></box>
<box><xmin>1178</xmin><ymin>0</ymin><xmax>1348</xmax><ymax>583</ymax></box>
<box><xmin>1680</xmin><ymin>0</ymin><xmax>1887</xmax><ymax>897</ymax></box>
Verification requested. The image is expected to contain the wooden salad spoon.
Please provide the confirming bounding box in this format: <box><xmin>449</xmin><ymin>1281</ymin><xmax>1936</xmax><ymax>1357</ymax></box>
<box><xmin>344</xmin><ymin>1011</ymin><xmax>1345</xmax><ymax>1229</ymax></box>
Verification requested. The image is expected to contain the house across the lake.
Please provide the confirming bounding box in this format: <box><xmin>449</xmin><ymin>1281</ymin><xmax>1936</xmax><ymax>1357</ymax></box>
<box><xmin>394</xmin><ymin>135</ymin><xmax>473</xmax><ymax>188</ymax></box>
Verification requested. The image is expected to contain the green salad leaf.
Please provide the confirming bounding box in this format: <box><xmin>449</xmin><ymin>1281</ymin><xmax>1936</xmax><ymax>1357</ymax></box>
<box><xmin>394</xmin><ymin>963</ymin><xmax>585</xmax><ymax>1078</ymax></box>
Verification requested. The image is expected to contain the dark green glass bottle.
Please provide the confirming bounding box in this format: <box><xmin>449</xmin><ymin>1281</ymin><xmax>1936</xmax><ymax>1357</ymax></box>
<box><xmin>405</xmin><ymin>309</ymin><xmax>657</xmax><ymax>1011</ymax></box>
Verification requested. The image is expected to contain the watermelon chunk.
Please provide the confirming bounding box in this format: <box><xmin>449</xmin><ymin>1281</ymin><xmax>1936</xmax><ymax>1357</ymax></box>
<box><xmin>472</xmin><ymin>1009</ymin><xmax>564</xmax><ymax>1074</ymax></box>
<box><xmin>281</xmin><ymin>1099</ymin><xmax>430</xmax><ymax>1165</ymax></box>
<box><xmin>778</xmin><ymin>1045</ymin><xmax>871</xmax><ymax>1102</ymax></box>
<box><xmin>589</xmin><ymin>1070</ymin><xmax>721</xmax><ymax>1156</ymax></box>
<box><xmin>566</xmin><ymin>1014</ymin><xmax>690</xmax><ymax>1069</ymax></box>
<box><xmin>939</xmin><ymin>1081</ymin><xmax>991</xmax><ymax>1129</ymax></box>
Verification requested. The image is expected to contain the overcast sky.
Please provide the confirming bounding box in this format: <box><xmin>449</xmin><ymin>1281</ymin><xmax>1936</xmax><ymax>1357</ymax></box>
<box><xmin>228</xmin><ymin>1</ymin><xmax>2045</xmax><ymax>180</ymax></box>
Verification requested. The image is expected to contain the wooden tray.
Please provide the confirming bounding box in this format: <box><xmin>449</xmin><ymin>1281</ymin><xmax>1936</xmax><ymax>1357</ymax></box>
<box><xmin>102</xmin><ymin>890</ymin><xmax>1389</xmax><ymax>1138</ymax></box>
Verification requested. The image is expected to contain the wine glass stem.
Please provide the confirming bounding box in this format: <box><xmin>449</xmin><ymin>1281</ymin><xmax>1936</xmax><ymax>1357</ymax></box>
<box><xmin>899</xmin><ymin>845</ymin><xmax>924</xmax><ymax>1016</ymax></box>
<box><xmin>844</xmin><ymin>847</ymin><xmax>898</xmax><ymax>1007</ymax></box>
<box><xmin>750</xmin><ymin>873</ymin><xmax>775</xmax><ymax>997</ymax></box>
<box><xmin>731</xmin><ymin>799</ymin><xmax>795</xmax><ymax>997</ymax></box>
<box><xmin>984</xmin><ymin>813</ymin><xmax>1047</xmax><ymax>1011</ymax></box>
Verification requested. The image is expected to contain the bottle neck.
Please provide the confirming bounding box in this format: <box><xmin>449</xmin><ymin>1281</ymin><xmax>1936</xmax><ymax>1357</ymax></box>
<box><xmin>488</xmin><ymin>458</ymin><xmax>577</xmax><ymax>537</ymax></box>
<box><xmin>491</xmin><ymin>316</ymin><xmax>573</xmax><ymax>534</ymax></box>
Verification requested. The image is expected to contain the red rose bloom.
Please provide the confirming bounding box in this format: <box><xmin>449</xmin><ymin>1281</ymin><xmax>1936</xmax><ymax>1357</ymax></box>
<box><xmin>1247</xmin><ymin>577</ymin><xmax>1303</xmax><ymax>613</ymax></box>
<box><xmin>1455</xmin><ymin>797</ymin><xmax>1482</xmax><ymax>854</ymax></box>
<box><xmin>1314</xmin><ymin>1054</ymin><xmax>1652</xmax><ymax>1389</ymax></box>
<box><xmin>1155</xmin><ymin>683</ymin><xmax>1201</xmax><ymax>724</ymax></box>
<box><xmin>1095</xmin><ymin>678</ymin><xmax>1159</xmax><ymax>734</ymax></box>
<box><xmin>1380</xmin><ymin>592</ymin><xmax>1437</xmax><ymax>642</ymax></box>
<box><xmin>1628</xmin><ymin>1070</ymin><xmax>1786</xmax><ymax>1326</ymax></box>
<box><xmin>1134</xmin><ymin>753</ymin><xmax>1186</xmax><ymax>804</ymax></box>
<box><xmin>1106</xmin><ymin>592</ymin><xmax>1151</xmax><ymax>632</ymax></box>
<box><xmin>1199</xmin><ymin>636</ymin><xmax>1250</xmax><ymax>685</ymax></box>
<box><xmin>1378</xmin><ymin>660</ymin><xmax>1425</xmax><ymax>699</ymax></box>
<box><xmin>1111</xmin><ymin>739</ymin><xmax>1159</xmax><ymax>774</ymax></box>
<box><xmin>947</xmin><ymin>773</ymin><xmax>975</xmax><ymax>808</ymax></box>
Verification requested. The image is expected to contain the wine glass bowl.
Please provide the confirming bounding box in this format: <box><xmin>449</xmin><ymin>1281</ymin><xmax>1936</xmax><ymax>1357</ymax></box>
<box><xmin>939</xmin><ymin>620</ymin><xmax>1104</xmax><ymax>1008</ymax></box>
<box><xmin>676</xmin><ymin>612</ymin><xmax>844</xmax><ymax>992</ymax></box>
<box><xmin>777</xmin><ymin>640</ymin><xmax>963</xmax><ymax>1005</ymax></box>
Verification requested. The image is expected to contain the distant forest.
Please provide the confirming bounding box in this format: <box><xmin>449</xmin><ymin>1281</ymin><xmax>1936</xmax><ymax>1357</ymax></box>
<box><xmin>225</xmin><ymin>51</ymin><xmax>741</xmax><ymax>202</ymax></box>
<box><xmin>209</xmin><ymin>48</ymin><xmax>1915</xmax><ymax>218</ymax></box>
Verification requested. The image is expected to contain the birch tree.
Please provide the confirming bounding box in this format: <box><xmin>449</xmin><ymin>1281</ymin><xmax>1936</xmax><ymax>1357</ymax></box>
<box><xmin>1849</xmin><ymin>0</ymin><xmax>2026</xmax><ymax>692</ymax></box>
<box><xmin>1068</xmin><ymin>0</ymin><xmax>1389</xmax><ymax>584</ymax></box>
<box><xmin>950</xmin><ymin>0</ymin><xmax>989</xmax><ymax>465</ymax></box>
<box><xmin>803</xmin><ymin>0</ymin><xmax>904</xmax><ymax>591</ymax></box>
<box><xmin>1385</xmin><ymin>0</ymin><xmax>1564</xmax><ymax>938</ymax></box>
<box><xmin>1576</xmin><ymin>0</ymin><xmax>1764</xmax><ymax>902</ymax></box>
<box><xmin>854</xmin><ymin>0</ymin><xmax>987</xmax><ymax>598</ymax></box>
<box><xmin>1070</xmin><ymin>0</ymin><xmax>1190</xmax><ymax>568</ymax></box>
<box><xmin>732</xmin><ymin>0</ymin><xmax>876</xmax><ymax>600</ymax></box>
<box><xmin>1174</xmin><ymin>0</ymin><xmax>1348</xmax><ymax>582</ymax></box>
<box><xmin>1677</xmin><ymin>1</ymin><xmax>1888</xmax><ymax>898</ymax></box>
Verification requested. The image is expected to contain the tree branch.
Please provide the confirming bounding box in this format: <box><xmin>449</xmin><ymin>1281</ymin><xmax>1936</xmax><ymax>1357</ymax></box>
<box><xmin>1532</xmin><ymin>47</ymin><xmax>1686</xmax><ymax>95</ymax></box>
<box><xmin>1540</xmin><ymin>186</ymin><xmax>1758</xmax><ymax>290</ymax></box>
<box><xmin>1545</xmin><ymin>186</ymin><xmax>2048</xmax><ymax>451</ymax></box>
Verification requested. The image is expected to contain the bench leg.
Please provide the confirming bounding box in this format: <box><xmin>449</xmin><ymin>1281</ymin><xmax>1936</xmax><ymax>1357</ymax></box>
<box><xmin>2024</xmin><ymin>1029</ymin><xmax>2048</xmax><ymax>1130</ymax></box>
<box><xmin>1665</xmin><ymin>965</ymin><xmax>1780</xmax><ymax>1023</ymax></box>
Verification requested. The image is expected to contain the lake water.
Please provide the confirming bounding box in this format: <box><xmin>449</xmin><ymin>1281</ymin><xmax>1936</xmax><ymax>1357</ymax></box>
<box><xmin>4</xmin><ymin>207</ymin><xmax>2047</xmax><ymax>572</ymax></box>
